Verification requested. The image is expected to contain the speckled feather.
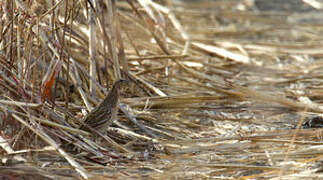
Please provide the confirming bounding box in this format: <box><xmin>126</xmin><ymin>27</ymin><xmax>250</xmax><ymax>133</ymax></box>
<box><xmin>81</xmin><ymin>79</ymin><xmax>128</xmax><ymax>131</ymax></box>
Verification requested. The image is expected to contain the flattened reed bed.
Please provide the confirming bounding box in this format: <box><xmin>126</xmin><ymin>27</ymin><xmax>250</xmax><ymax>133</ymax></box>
<box><xmin>0</xmin><ymin>0</ymin><xmax>323</xmax><ymax>179</ymax></box>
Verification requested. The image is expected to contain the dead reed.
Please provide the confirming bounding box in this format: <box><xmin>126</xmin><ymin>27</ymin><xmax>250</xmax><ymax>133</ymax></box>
<box><xmin>0</xmin><ymin>0</ymin><xmax>322</xmax><ymax>179</ymax></box>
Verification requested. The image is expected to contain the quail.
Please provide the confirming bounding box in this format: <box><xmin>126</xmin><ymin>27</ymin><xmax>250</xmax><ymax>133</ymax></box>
<box><xmin>81</xmin><ymin>79</ymin><xmax>128</xmax><ymax>132</ymax></box>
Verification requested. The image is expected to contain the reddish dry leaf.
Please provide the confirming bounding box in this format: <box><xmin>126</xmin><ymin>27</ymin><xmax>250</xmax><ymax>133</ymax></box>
<box><xmin>40</xmin><ymin>59</ymin><xmax>63</xmax><ymax>102</ymax></box>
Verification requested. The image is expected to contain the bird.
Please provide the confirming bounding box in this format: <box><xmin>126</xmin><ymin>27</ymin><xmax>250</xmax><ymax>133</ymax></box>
<box><xmin>81</xmin><ymin>79</ymin><xmax>128</xmax><ymax>132</ymax></box>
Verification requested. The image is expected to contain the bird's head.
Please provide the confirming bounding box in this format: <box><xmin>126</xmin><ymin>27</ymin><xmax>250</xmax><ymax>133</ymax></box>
<box><xmin>112</xmin><ymin>79</ymin><xmax>129</xmax><ymax>92</ymax></box>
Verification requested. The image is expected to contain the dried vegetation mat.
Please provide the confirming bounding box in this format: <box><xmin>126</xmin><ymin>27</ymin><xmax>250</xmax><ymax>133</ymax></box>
<box><xmin>0</xmin><ymin>0</ymin><xmax>323</xmax><ymax>179</ymax></box>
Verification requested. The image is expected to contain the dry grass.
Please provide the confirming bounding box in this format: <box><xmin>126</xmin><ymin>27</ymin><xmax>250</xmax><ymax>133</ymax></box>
<box><xmin>0</xmin><ymin>0</ymin><xmax>323</xmax><ymax>179</ymax></box>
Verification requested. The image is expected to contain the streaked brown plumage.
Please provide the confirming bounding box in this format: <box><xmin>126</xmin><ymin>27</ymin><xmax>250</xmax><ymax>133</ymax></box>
<box><xmin>81</xmin><ymin>79</ymin><xmax>128</xmax><ymax>132</ymax></box>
